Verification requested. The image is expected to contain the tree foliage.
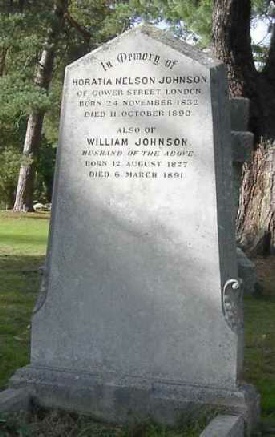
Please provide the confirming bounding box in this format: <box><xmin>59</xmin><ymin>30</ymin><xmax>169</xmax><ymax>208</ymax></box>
<box><xmin>0</xmin><ymin>0</ymin><xmax>134</xmax><ymax>208</ymax></box>
<box><xmin>1</xmin><ymin>0</ymin><xmax>275</xmax><ymax>223</ymax></box>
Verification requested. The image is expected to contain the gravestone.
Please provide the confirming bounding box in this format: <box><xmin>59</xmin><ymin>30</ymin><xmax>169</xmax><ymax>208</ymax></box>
<box><xmin>229</xmin><ymin>97</ymin><xmax>257</xmax><ymax>294</ymax></box>
<box><xmin>11</xmin><ymin>26</ymin><xmax>259</xmax><ymax>428</ymax></box>
<box><xmin>230</xmin><ymin>96</ymin><xmax>253</xmax><ymax>219</ymax></box>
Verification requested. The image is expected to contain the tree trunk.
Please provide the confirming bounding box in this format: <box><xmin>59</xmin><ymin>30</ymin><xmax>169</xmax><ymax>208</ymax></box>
<box><xmin>212</xmin><ymin>0</ymin><xmax>261</xmax><ymax>137</ymax></box>
<box><xmin>212</xmin><ymin>0</ymin><xmax>255</xmax><ymax>95</ymax></box>
<box><xmin>212</xmin><ymin>0</ymin><xmax>275</xmax><ymax>256</ymax></box>
<box><xmin>0</xmin><ymin>47</ymin><xmax>8</xmax><ymax>76</ymax></box>
<box><xmin>236</xmin><ymin>146</ymin><xmax>275</xmax><ymax>256</ymax></box>
<box><xmin>13</xmin><ymin>0</ymin><xmax>69</xmax><ymax>212</ymax></box>
<box><xmin>256</xmin><ymin>24</ymin><xmax>275</xmax><ymax>140</ymax></box>
<box><xmin>13</xmin><ymin>112</ymin><xmax>45</xmax><ymax>211</ymax></box>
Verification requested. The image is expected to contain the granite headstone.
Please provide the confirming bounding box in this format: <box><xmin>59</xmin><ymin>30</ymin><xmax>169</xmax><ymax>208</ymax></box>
<box><xmin>11</xmin><ymin>26</ymin><xmax>259</xmax><ymax>428</ymax></box>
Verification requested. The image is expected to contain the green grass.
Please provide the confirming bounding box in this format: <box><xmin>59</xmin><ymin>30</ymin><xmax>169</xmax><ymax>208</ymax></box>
<box><xmin>0</xmin><ymin>211</ymin><xmax>275</xmax><ymax>434</ymax></box>
<box><xmin>0</xmin><ymin>409</ymin><xmax>214</xmax><ymax>437</ymax></box>
<box><xmin>243</xmin><ymin>256</ymin><xmax>275</xmax><ymax>422</ymax></box>
<box><xmin>0</xmin><ymin>211</ymin><xmax>49</xmax><ymax>388</ymax></box>
<box><xmin>0</xmin><ymin>211</ymin><xmax>49</xmax><ymax>256</ymax></box>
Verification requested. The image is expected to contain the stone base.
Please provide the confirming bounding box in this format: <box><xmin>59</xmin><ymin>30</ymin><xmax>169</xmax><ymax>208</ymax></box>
<box><xmin>10</xmin><ymin>365</ymin><xmax>260</xmax><ymax>433</ymax></box>
<box><xmin>200</xmin><ymin>415</ymin><xmax>244</xmax><ymax>437</ymax></box>
<box><xmin>0</xmin><ymin>388</ymin><xmax>30</xmax><ymax>412</ymax></box>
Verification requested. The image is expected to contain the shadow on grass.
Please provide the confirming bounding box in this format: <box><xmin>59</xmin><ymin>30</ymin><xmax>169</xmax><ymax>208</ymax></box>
<box><xmin>20</xmin><ymin>214</ymin><xmax>50</xmax><ymax>220</ymax></box>
<box><xmin>0</xmin><ymin>255</ymin><xmax>45</xmax><ymax>271</ymax></box>
<box><xmin>0</xmin><ymin>211</ymin><xmax>50</xmax><ymax>220</ymax></box>
<box><xmin>0</xmin><ymin>254</ymin><xmax>44</xmax><ymax>388</ymax></box>
<box><xmin>243</xmin><ymin>258</ymin><xmax>275</xmax><ymax>419</ymax></box>
<box><xmin>0</xmin><ymin>234</ymin><xmax>48</xmax><ymax>246</ymax></box>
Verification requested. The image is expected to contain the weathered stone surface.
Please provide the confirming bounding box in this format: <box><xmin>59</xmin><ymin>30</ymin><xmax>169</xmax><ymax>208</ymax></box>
<box><xmin>231</xmin><ymin>131</ymin><xmax>254</xmax><ymax>163</ymax></box>
<box><xmin>200</xmin><ymin>415</ymin><xmax>244</xmax><ymax>437</ymax></box>
<box><xmin>230</xmin><ymin>97</ymin><xmax>253</xmax><ymax>219</ymax></box>
<box><xmin>230</xmin><ymin>97</ymin><xmax>250</xmax><ymax>131</ymax></box>
<box><xmin>10</xmin><ymin>25</ymin><xmax>259</xmax><ymax>428</ymax></box>
<box><xmin>33</xmin><ymin>25</ymin><xmax>240</xmax><ymax>385</ymax></box>
<box><xmin>237</xmin><ymin>248</ymin><xmax>257</xmax><ymax>295</ymax></box>
<box><xmin>11</xmin><ymin>366</ymin><xmax>260</xmax><ymax>429</ymax></box>
<box><xmin>0</xmin><ymin>388</ymin><xmax>30</xmax><ymax>412</ymax></box>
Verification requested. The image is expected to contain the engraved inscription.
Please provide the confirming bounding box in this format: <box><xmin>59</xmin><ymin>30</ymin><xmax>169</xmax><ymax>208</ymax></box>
<box><xmin>69</xmin><ymin>50</ymin><xmax>207</xmax><ymax>180</ymax></box>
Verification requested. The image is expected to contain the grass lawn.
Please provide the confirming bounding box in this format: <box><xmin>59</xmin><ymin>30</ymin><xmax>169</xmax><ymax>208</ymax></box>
<box><xmin>0</xmin><ymin>211</ymin><xmax>274</xmax><ymax>435</ymax></box>
<box><xmin>0</xmin><ymin>211</ymin><xmax>49</xmax><ymax>387</ymax></box>
<box><xmin>244</xmin><ymin>256</ymin><xmax>275</xmax><ymax>424</ymax></box>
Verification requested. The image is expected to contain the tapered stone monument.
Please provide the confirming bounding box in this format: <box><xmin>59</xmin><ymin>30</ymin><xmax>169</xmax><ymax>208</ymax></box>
<box><xmin>11</xmin><ymin>26</ymin><xmax>259</xmax><ymax>429</ymax></box>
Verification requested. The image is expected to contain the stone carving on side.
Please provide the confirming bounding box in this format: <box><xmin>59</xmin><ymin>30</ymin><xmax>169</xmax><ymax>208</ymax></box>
<box><xmin>33</xmin><ymin>269</ymin><xmax>48</xmax><ymax>314</ymax></box>
<box><xmin>222</xmin><ymin>279</ymin><xmax>242</xmax><ymax>333</ymax></box>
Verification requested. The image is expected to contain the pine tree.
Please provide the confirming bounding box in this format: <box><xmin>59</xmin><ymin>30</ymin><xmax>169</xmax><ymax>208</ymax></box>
<box><xmin>13</xmin><ymin>0</ymin><xmax>69</xmax><ymax>211</ymax></box>
<box><xmin>7</xmin><ymin>0</ymin><xmax>131</xmax><ymax>211</ymax></box>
